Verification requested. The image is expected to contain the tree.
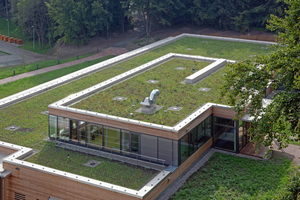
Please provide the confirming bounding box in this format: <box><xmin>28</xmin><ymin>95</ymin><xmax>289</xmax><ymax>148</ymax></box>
<box><xmin>47</xmin><ymin>0</ymin><xmax>112</xmax><ymax>45</ymax></box>
<box><xmin>125</xmin><ymin>0</ymin><xmax>184</xmax><ymax>36</ymax></box>
<box><xmin>220</xmin><ymin>0</ymin><xmax>300</xmax><ymax>149</ymax></box>
<box><xmin>16</xmin><ymin>0</ymin><xmax>49</xmax><ymax>50</ymax></box>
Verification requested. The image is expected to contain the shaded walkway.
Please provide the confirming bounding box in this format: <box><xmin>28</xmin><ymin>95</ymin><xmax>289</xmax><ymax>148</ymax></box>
<box><xmin>0</xmin><ymin>47</ymin><xmax>127</xmax><ymax>86</ymax></box>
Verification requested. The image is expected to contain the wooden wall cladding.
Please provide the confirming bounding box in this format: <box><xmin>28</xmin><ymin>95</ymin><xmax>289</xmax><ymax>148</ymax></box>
<box><xmin>212</xmin><ymin>106</ymin><xmax>236</xmax><ymax>119</ymax></box>
<box><xmin>144</xmin><ymin>138</ymin><xmax>213</xmax><ymax>200</ymax></box>
<box><xmin>3</xmin><ymin>162</ymin><xmax>140</xmax><ymax>200</ymax></box>
<box><xmin>0</xmin><ymin>146</ymin><xmax>18</xmax><ymax>155</ymax></box>
<box><xmin>266</xmin><ymin>86</ymin><xmax>273</xmax><ymax>97</ymax></box>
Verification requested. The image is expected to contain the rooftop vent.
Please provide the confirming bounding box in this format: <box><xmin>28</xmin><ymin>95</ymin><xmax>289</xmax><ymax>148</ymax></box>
<box><xmin>167</xmin><ymin>106</ymin><xmax>183</xmax><ymax>111</ymax></box>
<box><xmin>198</xmin><ymin>87</ymin><xmax>211</xmax><ymax>92</ymax></box>
<box><xmin>146</xmin><ymin>79</ymin><xmax>159</xmax><ymax>84</ymax></box>
<box><xmin>112</xmin><ymin>96</ymin><xmax>127</xmax><ymax>101</ymax></box>
<box><xmin>5</xmin><ymin>125</ymin><xmax>21</xmax><ymax>131</ymax></box>
<box><xmin>175</xmin><ymin>67</ymin><xmax>185</xmax><ymax>70</ymax></box>
<box><xmin>83</xmin><ymin>160</ymin><xmax>101</xmax><ymax>168</ymax></box>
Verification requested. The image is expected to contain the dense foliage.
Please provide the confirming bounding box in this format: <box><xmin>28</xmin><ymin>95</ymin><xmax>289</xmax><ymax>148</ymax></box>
<box><xmin>3</xmin><ymin>0</ymin><xmax>287</xmax><ymax>47</ymax></box>
<box><xmin>220</xmin><ymin>0</ymin><xmax>300</xmax><ymax>149</ymax></box>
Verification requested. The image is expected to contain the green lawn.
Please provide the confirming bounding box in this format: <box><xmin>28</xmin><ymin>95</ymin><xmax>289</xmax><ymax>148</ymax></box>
<box><xmin>0</xmin><ymin>37</ymin><xmax>276</xmax><ymax>187</ymax></box>
<box><xmin>72</xmin><ymin>58</ymin><xmax>226</xmax><ymax>126</ymax></box>
<box><xmin>171</xmin><ymin>152</ymin><xmax>298</xmax><ymax>200</ymax></box>
<box><xmin>0</xmin><ymin>55</ymin><xmax>114</xmax><ymax>99</ymax></box>
<box><xmin>26</xmin><ymin>142</ymin><xmax>157</xmax><ymax>190</ymax></box>
<box><xmin>0</xmin><ymin>18</ymin><xmax>51</xmax><ymax>54</ymax></box>
<box><xmin>0</xmin><ymin>52</ymin><xmax>96</xmax><ymax>80</ymax></box>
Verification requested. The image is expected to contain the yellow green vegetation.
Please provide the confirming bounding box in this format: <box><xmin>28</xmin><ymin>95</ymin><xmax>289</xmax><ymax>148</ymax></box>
<box><xmin>72</xmin><ymin>58</ymin><xmax>227</xmax><ymax>126</ymax></box>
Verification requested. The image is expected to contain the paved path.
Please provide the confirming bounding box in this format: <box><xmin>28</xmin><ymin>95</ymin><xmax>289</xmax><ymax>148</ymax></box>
<box><xmin>0</xmin><ymin>47</ymin><xmax>127</xmax><ymax>86</ymax></box>
<box><xmin>273</xmin><ymin>141</ymin><xmax>300</xmax><ymax>165</ymax></box>
<box><xmin>0</xmin><ymin>40</ymin><xmax>51</xmax><ymax>67</ymax></box>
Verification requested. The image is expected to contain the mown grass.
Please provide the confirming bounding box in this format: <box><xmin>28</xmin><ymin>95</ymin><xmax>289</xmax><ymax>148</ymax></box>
<box><xmin>0</xmin><ymin>55</ymin><xmax>114</xmax><ymax>99</ymax></box>
<box><xmin>72</xmin><ymin>58</ymin><xmax>227</xmax><ymax>126</ymax></box>
<box><xmin>26</xmin><ymin>142</ymin><xmax>157</xmax><ymax>189</ymax></box>
<box><xmin>0</xmin><ymin>18</ymin><xmax>51</xmax><ymax>54</ymax></box>
<box><xmin>0</xmin><ymin>52</ymin><xmax>96</xmax><ymax>80</ymax></box>
<box><xmin>171</xmin><ymin>152</ymin><xmax>298</xmax><ymax>200</ymax></box>
<box><xmin>0</xmin><ymin>37</ymin><xmax>275</xmax><ymax>186</ymax></box>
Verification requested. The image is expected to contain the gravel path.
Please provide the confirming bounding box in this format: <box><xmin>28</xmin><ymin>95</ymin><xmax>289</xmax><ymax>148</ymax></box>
<box><xmin>0</xmin><ymin>47</ymin><xmax>127</xmax><ymax>86</ymax></box>
<box><xmin>158</xmin><ymin>148</ymin><xmax>266</xmax><ymax>200</ymax></box>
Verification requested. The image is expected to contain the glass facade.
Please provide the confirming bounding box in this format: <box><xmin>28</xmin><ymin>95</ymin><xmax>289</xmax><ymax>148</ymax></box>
<box><xmin>214</xmin><ymin>116</ymin><xmax>236</xmax><ymax>151</ymax></box>
<box><xmin>50</xmin><ymin>113</ymin><xmax>246</xmax><ymax>167</ymax></box>
<box><xmin>58</xmin><ymin>116</ymin><xmax>69</xmax><ymax>141</ymax></box>
<box><xmin>179</xmin><ymin>115</ymin><xmax>213</xmax><ymax>165</ymax></box>
<box><xmin>49</xmin><ymin>115</ymin><xmax>57</xmax><ymax>138</ymax></box>
<box><xmin>104</xmin><ymin>126</ymin><xmax>120</xmax><ymax>152</ymax></box>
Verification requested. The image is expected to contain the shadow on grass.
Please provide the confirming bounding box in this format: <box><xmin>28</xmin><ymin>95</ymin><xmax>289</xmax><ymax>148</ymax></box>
<box><xmin>171</xmin><ymin>152</ymin><xmax>297</xmax><ymax>200</ymax></box>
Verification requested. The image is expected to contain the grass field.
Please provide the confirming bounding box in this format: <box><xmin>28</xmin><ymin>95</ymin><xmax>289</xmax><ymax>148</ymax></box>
<box><xmin>0</xmin><ymin>37</ymin><xmax>276</xmax><ymax>187</ymax></box>
<box><xmin>171</xmin><ymin>152</ymin><xmax>298</xmax><ymax>200</ymax></box>
<box><xmin>0</xmin><ymin>52</ymin><xmax>96</xmax><ymax>80</ymax></box>
<box><xmin>0</xmin><ymin>55</ymin><xmax>114</xmax><ymax>99</ymax></box>
<box><xmin>26</xmin><ymin>142</ymin><xmax>157</xmax><ymax>189</ymax></box>
<box><xmin>0</xmin><ymin>18</ymin><xmax>51</xmax><ymax>54</ymax></box>
<box><xmin>72</xmin><ymin>58</ymin><xmax>226</xmax><ymax>126</ymax></box>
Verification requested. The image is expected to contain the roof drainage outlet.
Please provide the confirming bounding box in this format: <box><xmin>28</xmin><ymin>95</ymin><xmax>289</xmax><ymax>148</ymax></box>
<box><xmin>5</xmin><ymin>125</ymin><xmax>21</xmax><ymax>131</ymax></box>
<box><xmin>83</xmin><ymin>160</ymin><xmax>101</xmax><ymax>168</ymax></box>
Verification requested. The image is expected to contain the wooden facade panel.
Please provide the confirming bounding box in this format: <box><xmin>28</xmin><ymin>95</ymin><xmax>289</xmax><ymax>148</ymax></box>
<box><xmin>212</xmin><ymin>107</ymin><xmax>236</xmax><ymax>119</ymax></box>
<box><xmin>144</xmin><ymin>138</ymin><xmax>213</xmax><ymax>200</ymax></box>
<box><xmin>49</xmin><ymin>107</ymin><xmax>179</xmax><ymax>140</ymax></box>
<box><xmin>3</xmin><ymin>162</ymin><xmax>140</xmax><ymax>200</ymax></box>
<box><xmin>266</xmin><ymin>86</ymin><xmax>273</xmax><ymax>97</ymax></box>
<box><xmin>0</xmin><ymin>146</ymin><xmax>17</xmax><ymax>155</ymax></box>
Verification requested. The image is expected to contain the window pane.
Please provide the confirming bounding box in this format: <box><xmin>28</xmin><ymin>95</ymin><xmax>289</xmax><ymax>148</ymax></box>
<box><xmin>204</xmin><ymin>116</ymin><xmax>212</xmax><ymax>141</ymax></box>
<box><xmin>197</xmin><ymin>122</ymin><xmax>205</xmax><ymax>148</ymax></box>
<box><xmin>121</xmin><ymin>130</ymin><xmax>130</xmax><ymax>154</ymax></box>
<box><xmin>214</xmin><ymin>125</ymin><xmax>236</xmax><ymax>151</ymax></box>
<box><xmin>214</xmin><ymin>117</ymin><xmax>235</xmax><ymax>127</ymax></box>
<box><xmin>78</xmin><ymin>121</ymin><xmax>86</xmax><ymax>144</ymax></box>
<box><xmin>131</xmin><ymin>133</ymin><xmax>139</xmax><ymax>154</ymax></box>
<box><xmin>180</xmin><ymin>134</ymin><xmax>189</xmax><ymax>164</ymax></box>
<box><xmin>104</xmin><ymin>126</ymin><xmax>120</xmax><ymax>152</ymax></box>
<box><xmin>70</xmin><ymin>120</ymin><xmax>78</xmax><ymax>142</ymax></box>
<box><xmin>189</xmin><ymin>129</ymin><xmax>195</xmax><ymax>155</ymax></box>
<box><xmin>49</xmin><ymin>115</ymin><xmax>57</xmax><ymax>138</ymax></box>
<box><xmin>58</xmin><ymin>117</ymin><xmax>69</xmax><ymax>140</ymax></box>
<box><xmin>87</xmin><ymin>123</ymin><xmax>103</xmax><ymax>148</ymax></box>
<box><xmin>173</xmin><ymin>140</ymin><xmax>178</xmax><ymax>166</ymax></box>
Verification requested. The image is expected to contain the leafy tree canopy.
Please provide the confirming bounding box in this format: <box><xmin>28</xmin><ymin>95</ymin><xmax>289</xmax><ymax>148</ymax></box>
<box><xmin>220</xmin><ymin>0</ymin><xmax>300</xmax><ymax>149</ymax></box>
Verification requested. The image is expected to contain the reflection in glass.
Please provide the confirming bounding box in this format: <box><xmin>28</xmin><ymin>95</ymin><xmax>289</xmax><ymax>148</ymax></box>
<box><xmin>104</xmin><ymin>126</ymin><xmax>120</xmax><ymax>152</ymax></box>
<box><xmin>49</xmin><ymin>115</ymin><xmax>57</xmax><ymax>138</ymax></box>
<box><xmin>87</xmin><ymin>123</ymin><xmax>103</xmax><ymax>147</ymax></box>
<box><xmin>70</xmin><ymin>120</ymin><xmax>78</xmax><ymax>142</ymax></box>
<box><xmin>197</xmin><ymin>122</ymin><xmax>205</xmax><ymax>148</ymax></box>
<box><xmin>131</xmin><ymin>133</ymin><xmax>139</xmax><ymax>154</ymax></box>
<box><xmin>78</xmin><ymin>121</ymin><xmax>86</xmax><ymax>144</ymax></box>
<box><xmin>180</xmin><ymin>134</ymin><xmax>189</xmax><ymax>163</ymax></box>
<box><xmin>58</xmin><ymin>117</ymin><xmax>69</xmax><ymax>140</ymax></box>
<box><xmin>121</xmin><ymin>130</ymin><xmax>130</xmax><ymax>154</ymax></box>
<box><xmin>214</xmin><ymin>125</ymin><xmax>236</xmax><ymax>151</ymax></box>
